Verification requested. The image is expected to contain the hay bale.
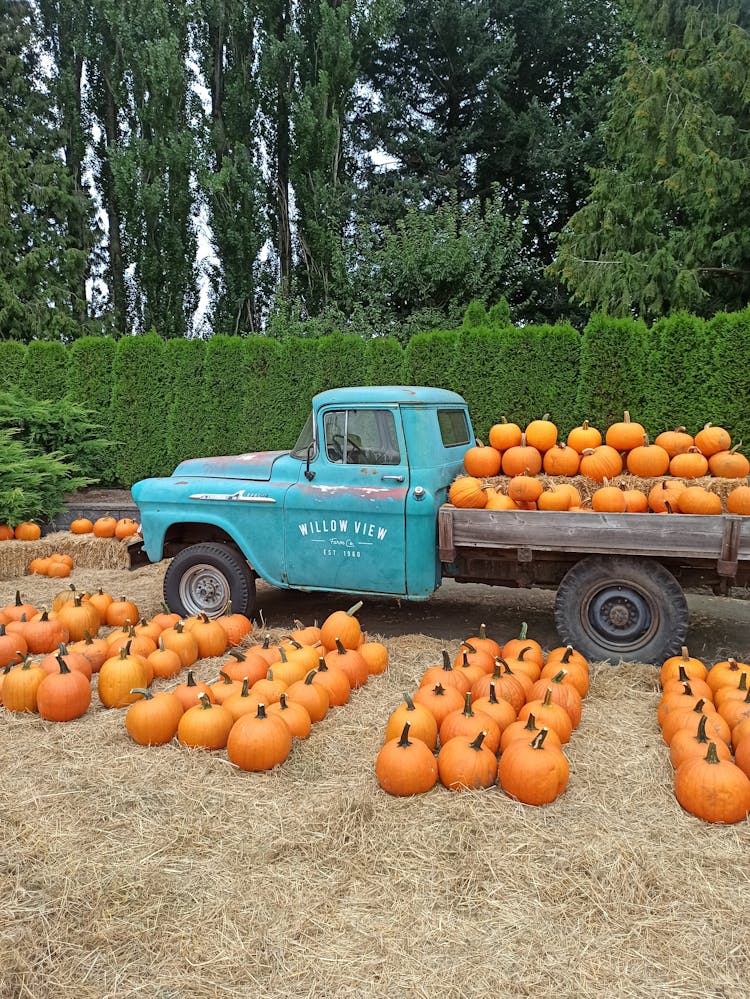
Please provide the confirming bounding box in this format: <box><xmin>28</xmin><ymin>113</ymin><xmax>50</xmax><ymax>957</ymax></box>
<box><xmin>0</xmin><ymin>532</ymin><xmax>131</xmax><ymax>580</ymax></box>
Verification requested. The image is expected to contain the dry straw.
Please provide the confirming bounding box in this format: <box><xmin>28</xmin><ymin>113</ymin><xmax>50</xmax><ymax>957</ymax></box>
<box><xmin>0</xmin><ymin>568</ymin><xmax>749</xmax><ymax>998</ymax></box>
<box><xmin>0</xmin><ymin>532</ymin><xmax>130</xmax><ymax>580</ymax></box>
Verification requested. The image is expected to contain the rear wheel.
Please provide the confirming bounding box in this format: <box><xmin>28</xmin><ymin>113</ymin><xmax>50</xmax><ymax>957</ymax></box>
<box><xmin>163</xmin><ymin>542</ymin><xmax>256</xmax><ymax>619</ymax></box>
<box><xmin>553</xmin><ymin>556</ymin><xmax>688</xmax><ymax>664</ymax></box>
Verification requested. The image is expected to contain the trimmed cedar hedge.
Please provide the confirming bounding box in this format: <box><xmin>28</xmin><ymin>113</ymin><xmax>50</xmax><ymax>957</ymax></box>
<box><xmin>8</xmin><ymin>307</ymin><xmax>750</xmax><ymax>486</ymax></box>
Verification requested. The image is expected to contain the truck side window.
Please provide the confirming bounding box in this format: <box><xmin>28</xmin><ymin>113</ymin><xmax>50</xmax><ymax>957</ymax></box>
<box><xmin>323</xmin><ymin>409</ymin><xmax>401</xmax><ymax>465</ymax></box>
<box><xmin>438</xmin><ymin>408</ymin><xmax>470</xmax><ymax>447</ymax></box>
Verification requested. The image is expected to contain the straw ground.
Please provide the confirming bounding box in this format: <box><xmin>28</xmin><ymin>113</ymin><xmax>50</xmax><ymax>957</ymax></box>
<box><xmin>1</xmin><ymin>565</ymin><xmax>748</xmax><ymax>999</ymax></box>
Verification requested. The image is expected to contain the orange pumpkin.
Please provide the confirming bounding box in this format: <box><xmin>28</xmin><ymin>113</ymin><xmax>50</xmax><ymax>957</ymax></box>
<box><xmin>463</xmin><ymin>442</ymin><xmax>501</xmax><ymax>477</ymax></box>
<box><xmin>14</xmin><ymin>522</ymin><xmax>41</xmax><ymax>541</ymax></box>
<box><xmin>93</xmin><ymin>516</ymin><xmax>117</xmax><ymax>538</ymax></box>
<box><xmin>70</xmin><ymin>518</ymin><xmax>94</xmax><ymax>535</ymax></box>
<box><xmin>605</xmin><ymin>411</ymin><xmax>645</xmax><ymax>452</ymax></box>
<box><xmin>525</xmin><ymin>415</ymin><xmax>557</xmax><ymax>453</ymax></box>
<box><xmin>567</xmin><ymin>420</ymin><xmax>602</xmax><ymax>454</ymax></box>
<box><xmin>694</xmin><ymin>423</ymin><xmax>731</xmax><ymax>457</ymax></box>
<box><xmin>654</xmin><ymin>427</ymin><xmax>694</xmax><ymax>458</ymax></box>
<box><xmin>115</xmin><ymin>518</ymin><xmax>139</xmax><ymax>539</ymax></box>
<box><xmin>708</xmin><ymin>447</ymin><xmax>750</xmax><ymax>479</ymax></box>
<box><xmin>669</xmin><ymin>447</ymin><xmax>708</xmax><ymax>479</ymax></box>
<box><xmin>542</xmin><ymin>443</ymin><xmax>580</xmax><ymax>476</ymax></box>
<box><xmin>579</xmin><ymin>445</ymin><xmax>623</xmax><ymax>482</ymax></box>
<box><xmin>501</xmin><ymin>434</ymin><xmax>542</xmax><ymax>476</ymax></box>
<box><xmin>488</xmin><ymin>418</ymin><xmax>521</xmax><ymax>452</ymax></box>
<box><xmin>448</xmin><ymin>476</ymin><xmax>487</xmax><ymax>509</ymax></box>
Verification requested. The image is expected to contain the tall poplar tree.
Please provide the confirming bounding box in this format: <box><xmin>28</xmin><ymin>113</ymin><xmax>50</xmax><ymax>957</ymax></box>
<box><xmin>89</xmin><ymin>0</ymin><xmax>198</xmax><ymax>338</ymax></box>
<box><xmin>197</xmin><ymin>0</ymin><xmax>271</xmax><ymax>334</ymax></box>
<box><xmin>553</xmin><ymin>1</ymin><xmax>750</xmax><ymax>318</ymax></box>
<box><xmin>0</xmin><ymin>0</ymin><xmax>85</xmax><ymax>340</ymax></box>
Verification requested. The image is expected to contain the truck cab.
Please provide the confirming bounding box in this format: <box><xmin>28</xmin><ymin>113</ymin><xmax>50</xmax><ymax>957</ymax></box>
<box><xmin>131</xmin><ymin>386</ymin><xmax>473</xmax><ymax>618</ymax></box>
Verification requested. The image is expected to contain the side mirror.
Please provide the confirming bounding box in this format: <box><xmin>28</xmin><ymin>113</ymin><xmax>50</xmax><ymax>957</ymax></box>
<box><xmin>304</xmin><ymin>440</ymin><xmax>316</xmax><ymax>481</ymax></box>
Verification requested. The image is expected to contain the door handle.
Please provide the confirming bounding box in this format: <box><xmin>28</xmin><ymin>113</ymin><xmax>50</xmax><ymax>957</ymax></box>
<box><xmin>381</xmin><ymin>474</ymin><xmax>405</xmax><ymax>483</ymax></box>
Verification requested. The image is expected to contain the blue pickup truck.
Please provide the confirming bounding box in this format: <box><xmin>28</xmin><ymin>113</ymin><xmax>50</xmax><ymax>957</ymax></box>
<box><xmin>131</xmin><ymin>385</ymin><xmax>750</xmax><ymax>663</ymax></box>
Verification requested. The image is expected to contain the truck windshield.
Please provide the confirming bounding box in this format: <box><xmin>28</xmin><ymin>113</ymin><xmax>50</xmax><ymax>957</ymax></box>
<box><xmin>291</xmin><ymin>413</ymin><xmax>315</xmax><ymax>459</ymax></box>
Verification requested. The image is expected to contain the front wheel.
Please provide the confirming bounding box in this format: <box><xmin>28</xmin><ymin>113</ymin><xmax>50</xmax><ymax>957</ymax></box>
<box><xmin>163</xmin><ymin>542</ymin><xmax>256</xmax><ymax>619</ymax></box>
<box><xmin>553</xmin><ymin>556</ymin><xmax>688</xmax><ymax>664</ymax></box>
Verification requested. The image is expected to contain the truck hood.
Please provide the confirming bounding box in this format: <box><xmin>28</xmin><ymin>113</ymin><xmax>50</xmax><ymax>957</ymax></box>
<box><xmin>173</xmin><ymin>450</ymin><xmax>290</xmax><ymax>481</ymax></box>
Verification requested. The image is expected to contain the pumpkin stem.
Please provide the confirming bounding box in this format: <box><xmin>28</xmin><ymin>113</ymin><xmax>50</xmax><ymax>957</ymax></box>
<box><xmin>560</xmin><ymin>646</ymin><xmax>574</xmax><ymax>664</ymax></box>
<box><xmin>198</xmin><ymin>693</ymin><xmax>212</xmax><ymax>709</ymax></box>
<box><xmin>278</xmin><ymin>646</ymin><xmax>288</xmax><ymax>663</ymax></box>
<box><xmin>469</xmin><ymin>731</ymin><xmax>487</xmax><ymax>751</ymax></box>
<box><xmin>441</xmin><ymin>650</ymin><xmax>452</xmax><ymax>670</ymax></box>
<box><xmin>346</xmin><ymin>600</ymin><xmax>363</xmax><ymax>617</ymax></box>
<box><xmin>461</xmin><ymin>641</ymin><xmax>477</xmax><ymax>654</ymax></box>
<box><xmin>229</xmin><ymin>649</ymin><xmax>244</xmax><ymax>661</ymax></box>
<box><xmin>256</xmin><ymin>703</ymin><xmax>268</xmax><ymax>719</ymax></box>
<box><xmin>518</xmin><ymin>622</ymin><xmax>528</xmax><ymax>640</ymax></box>
<box><xmin>130</xmin><ymin>688</ymin><xmax>153</xmax><ymax>699</ymax></box>
<box><xmin>542</xmin><ymin>688</ymin><xmax>553</xmax><ymax>707</ymax></box>
<box><xmin>402</xmin><ymin>693</ymin><xmax>416</xmax><ymax>711</ymax></box>
<box><xmin>239</xmin><ymin>677</ymin><xmax>249</xmax><ymax>696</ymax></box>
<box><xmin>523</xmin><ymin>713</ymin><xmax>537</xmax><ymax>731</ymax></box>
<box><xmin>218</xmin><ymin>671</ymin><xmax>232</xmax><ymax>684</ymax></box>
<box><xmin>462</xmin><ymin>691</ymin><xmax>474</xmax><ymax>717</ymax></box>
<box><xmin>304</xmin><ymin>670</ymin><xmax>317</xmax><ymax>685</ymax></box>
<box><xmin>57</xmin><ymin>657</ymin><xmax>71</xmax><ymax>675</ymax></box>
<box><xmin>738</xmin><ymin>672</ymin><xmax>748</xmax><ymax>692</ymax></box>
<box><xmin>530</xmin><ymin>729</ymin><xmax>548</xmax><ymax>750</ymax></box>
<box><xmin>551</xmin><ymin>669</ymin><xmax>568</xmax><ymax>684</ymax></box>
<box><xmin>186</xmin><ymin>670</ymin><xmax>197</xmax><ymax>687</ymax></box>
<box><xmin>478</xmin><ymin>623</ymin><xmax>488</xmax><ymax>640</ymax></box>
<box><xmin>120</xmin><ymin>641</ymin><xmax>132</xmax><ymax>659</ymax></box>
<box><xmin>704</xmin><ymin>742</ymin><xmax>720</xmax><ymax>764</ymax></box>
<box><xmin>334</xmin><ymin>637</ymin><xmax>348</xmax><ymax>655</ymax></box>
<box><xmin>397</xmin><ymin>722</ymin><xmax>412</xmax><ymax>747</ymax></box>
<box><xmin>695</xmin><ymin>714</ymin><xmax>709</xmax><ymax>744</ymax></box>
<box><xmin>277</xmin><ymin>693</ymin><xmax>289</xmax><ymax>709</ymax></box>
<box><xmin>487</xmin><ymin>682</ymin><xmax>499</xmax><ymax>704</ymax></box>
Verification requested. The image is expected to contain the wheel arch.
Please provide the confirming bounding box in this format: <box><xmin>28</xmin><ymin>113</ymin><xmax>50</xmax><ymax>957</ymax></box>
<box><xmin>162</xmin><ymin>521</ymin><xmax>249</xmax><ymax>562</ymax></box>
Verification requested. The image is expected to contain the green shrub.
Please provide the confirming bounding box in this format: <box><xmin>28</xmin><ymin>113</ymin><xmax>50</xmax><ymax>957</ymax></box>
<box><xmin>0</xmin><ymin>388</ymin><xmax>113</xmax><ymax>483</ymax></box>
<box><xmin>164</xmin><ymin>339</ymin><xmax>208</xmax><ymax>468</ymax></box>
<box><xmin>640</xmin><ymin>312</ymin><xmax>711</xmax><ymax>436</ymax></box>
<box><xmin>111</xmin><ymin>333</ymin><xmax>169</xmax><ymax>485</ymax></box>
<box><xmin>316</xmin><ymin>336</ymin><xmax>367</xmax><ymax>392</ymax></box>
<box><xmin>66</xmin><ymin>337</ymin><xmax>117</xmax><ymax>482</ymax></box>
<box><xmin>0</xmin><ymin>428</ymin><xmax>90</xmax><ymax>526</ymax></box>
<box><xmin>365</xmin><ymin>338</ymin><xmax>404</xmax><ymax>385</ymax></box>
<box><xmin>202</xmin><ymin>336</ymin><xmax>254</xmax><ymax>456</ymax></box>
<box><xmin>0</xmin><ymin>342</ymin><xmax>26</xmax><ymax>389</ymax></box>
<box><xmin>403</xmin><ymin>330</ymin><xmax>459</xmax><ymax>388</ymax></box>
<box><xmin>451</xmin><ymin>327</ymin><xmax>509</xmax><ymax>439</ymax></box>
<box><xmin>244</xmin><ymin>336</ymin><xmax>288</xmax><ymax>449</ymax></box>
<box><xmin>576</xmin><ymin>314</ymin><xmax>649</xmax><ymax>430</ymax></box>
<box><xmin>707</xmin><ymin>308</ymin><xmax>750</xmax><ymax>451</ymax></box>
<box><xmin>21</xmin><ymin>341</ymin><xmax>68</xmax><ymax>399</ymax></box>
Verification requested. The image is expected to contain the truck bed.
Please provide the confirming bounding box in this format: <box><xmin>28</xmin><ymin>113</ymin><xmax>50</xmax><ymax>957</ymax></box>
<box><xmin>438</xmin><ymin>508</ymin><xmax>750</xmax><ymax>592</ymax></box>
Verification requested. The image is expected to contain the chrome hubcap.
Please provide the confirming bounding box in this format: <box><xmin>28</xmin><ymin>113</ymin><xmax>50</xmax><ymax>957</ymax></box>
<box><xmin>178</xmin><ymin>564</ymin><xmax>230</xmax><ymax>617</ymax></box>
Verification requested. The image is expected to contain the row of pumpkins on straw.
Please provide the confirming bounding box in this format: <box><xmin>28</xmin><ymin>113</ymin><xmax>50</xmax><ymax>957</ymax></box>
<box><xmin>659</xmin><ymin>647</ymin><xmax>750</xmax><ymax>824</ymax></box>
<box><xmin>0</xmin><ymin>516</ymin><xmax>140</xmax><ymax>543</ymax></box>
<box><xmin>450</xmin><ymin>412</ymin><xmax>750</xmax><ymax>514</ymax></box>
<box><xmin>0</xmin><ymin>591</ymin><xmax>389</xmax><ymax>773</ymax></box>
<box><xmin>375</xmin><ymin>622</ymin><xmax>587</xmax><ymax>802</ymax></box>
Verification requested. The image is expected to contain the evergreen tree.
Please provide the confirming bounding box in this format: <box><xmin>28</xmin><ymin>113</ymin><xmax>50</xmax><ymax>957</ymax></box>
<box><xmin>553</xmin><ymin>1</ymin><xmax>750</xmax><ymax>318</ymax></box>
<box><xmin>0</xmin><ymin>0</ymin><xmax>86</xmax><ymax>340</ymax></box>
<box><xmin>197</xmin><ymin>0</ymin><xmax>272</xmax><ymax>334</ymax></box>
<box><xmin>89</xmin><ymin>0</ymin><xmax>199</xmax><ymax>338</ymax></box>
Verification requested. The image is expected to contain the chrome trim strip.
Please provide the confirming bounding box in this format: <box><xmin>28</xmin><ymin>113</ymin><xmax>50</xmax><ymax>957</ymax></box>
<box><xmin>189</xmin><ymin>492</ymin><xmax>276</xmax><ymax>503</ymax></box>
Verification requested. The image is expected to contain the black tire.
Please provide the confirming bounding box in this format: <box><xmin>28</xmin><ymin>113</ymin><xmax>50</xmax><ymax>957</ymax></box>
<box><xmin>553</xmin><ymin>556</ymin><xmax>688</xmax><ymax>664</ymax></box>
<box><xmin>163</xmin><ymin>542</ymin><xmax>256</xmax><ymax>620</ymax></box>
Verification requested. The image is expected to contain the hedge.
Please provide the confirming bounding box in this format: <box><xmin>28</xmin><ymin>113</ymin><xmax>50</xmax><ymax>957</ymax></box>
<box><xmin>12</xmin><ymin>307</ymin><xmax>750</xmax><ymax>486</ymax></box>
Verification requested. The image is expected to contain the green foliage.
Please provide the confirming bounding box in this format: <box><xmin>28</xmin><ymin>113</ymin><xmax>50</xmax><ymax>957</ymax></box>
<box><xmin>350</xmin><ymin>192</ymin><xmax>526</xmax><ymax>339</ymax></box>
<box><xmin>316</xmin><ymin>336</ymin><xmax>367</xmax><ymax>393</ymax></box>
<box><xmin>110</xmin><ymin>333</ymin><xmax>169</xmax><ymax>485</ymax></box>
<box><xmin>640</xmin><ymin>312</ymin><xmax>712</xmax><ymax>436</ymax></box>
<box><xmin>707</xmin><ymin>308</ymin><xmax>750</xmax><ymax>452</ymax></box>
<box><xmin>403</xmin><ymin>331</ymin><xmax>459</xmax><ymax>389</ymax></box>
<box><xmin>21</xmin><ymin>341</ymin><xmax>68</xmax><ymax>399</ymax></box>
<box><xmin>365</xmin><ymin>338</ymin><xmax>404</xmax><ymax>386</ymax></box>
<box><xmin>0</xmin><ymin>0</ymin><xmax>86</xmax><ymax>342</ymax></box>
<box><xmin>66</xmin><ymin>336</ymin><xmax>116</xmax><ymax>415</ymax></box>
<box><xmin>201</xmin><ymin>336</ymin><xmax>254</xmax><ymax>456</ymax></box>
<box><xmin>488</xmin><ymin>298</ymin><xmax>511</xmax><ymax>329</ymax></box>
<box><xmin>0</xmin><ymin>342</ymin><xmax>26</xmax><ymax>389</ymax></box>
<box><xmin>553</xmin><ymin>3</ymin><xmax>750</xmax><ymax>319</ymax></box>
<box><xmin>450</xmin><ymin>327</ymin><xmax>509</xmax><ymax>440</ymax></box>
<box><xmin>527</xmin><ymin>325</ymin><xmax>582</xmax><ymax>438</ymax></box>
<box><xmin>462</xmin><ymin>302</ymin><xmax>488</xmax><ymax>329</ymax></box>
<box><xmin>0</xmin><ymin>388</ymin><xmax>113</xmax><ymax>484</ymax></box>
<box><xmin>164</xmin><ymin>338</ymin><xmax>207</xmax><ymax>469</ymax></box>
<box><xmin>278</xmin><ymin>338</ymin><xmax>325</xmax><ymax>445</ymax></box>
<box><xmin>244</xmin><ymin>335</ymin><xmax>287</xmax><ymax>449</ymax></box>
<box><xmin>575</xmin><ymin>315</ymin><xmax>650</xmax><ymax>431</ymax></box>
<box><xmin>0</xmin><ymin>429</ymin><xmax>90</xmax><ymax>526</ymax></box>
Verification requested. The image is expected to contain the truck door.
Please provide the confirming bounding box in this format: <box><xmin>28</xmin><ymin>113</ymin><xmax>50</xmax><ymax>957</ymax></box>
<box><xmin>284</xmin><ymin>405</ymin><xmax>409</xmax><ymax>594</ymax></box>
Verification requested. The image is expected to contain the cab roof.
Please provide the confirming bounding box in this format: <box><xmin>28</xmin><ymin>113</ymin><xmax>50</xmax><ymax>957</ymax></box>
<box><xmin>313</xmin><ymin>386</ymin><xmax>466</xmax><ymax>407</ymax></box>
